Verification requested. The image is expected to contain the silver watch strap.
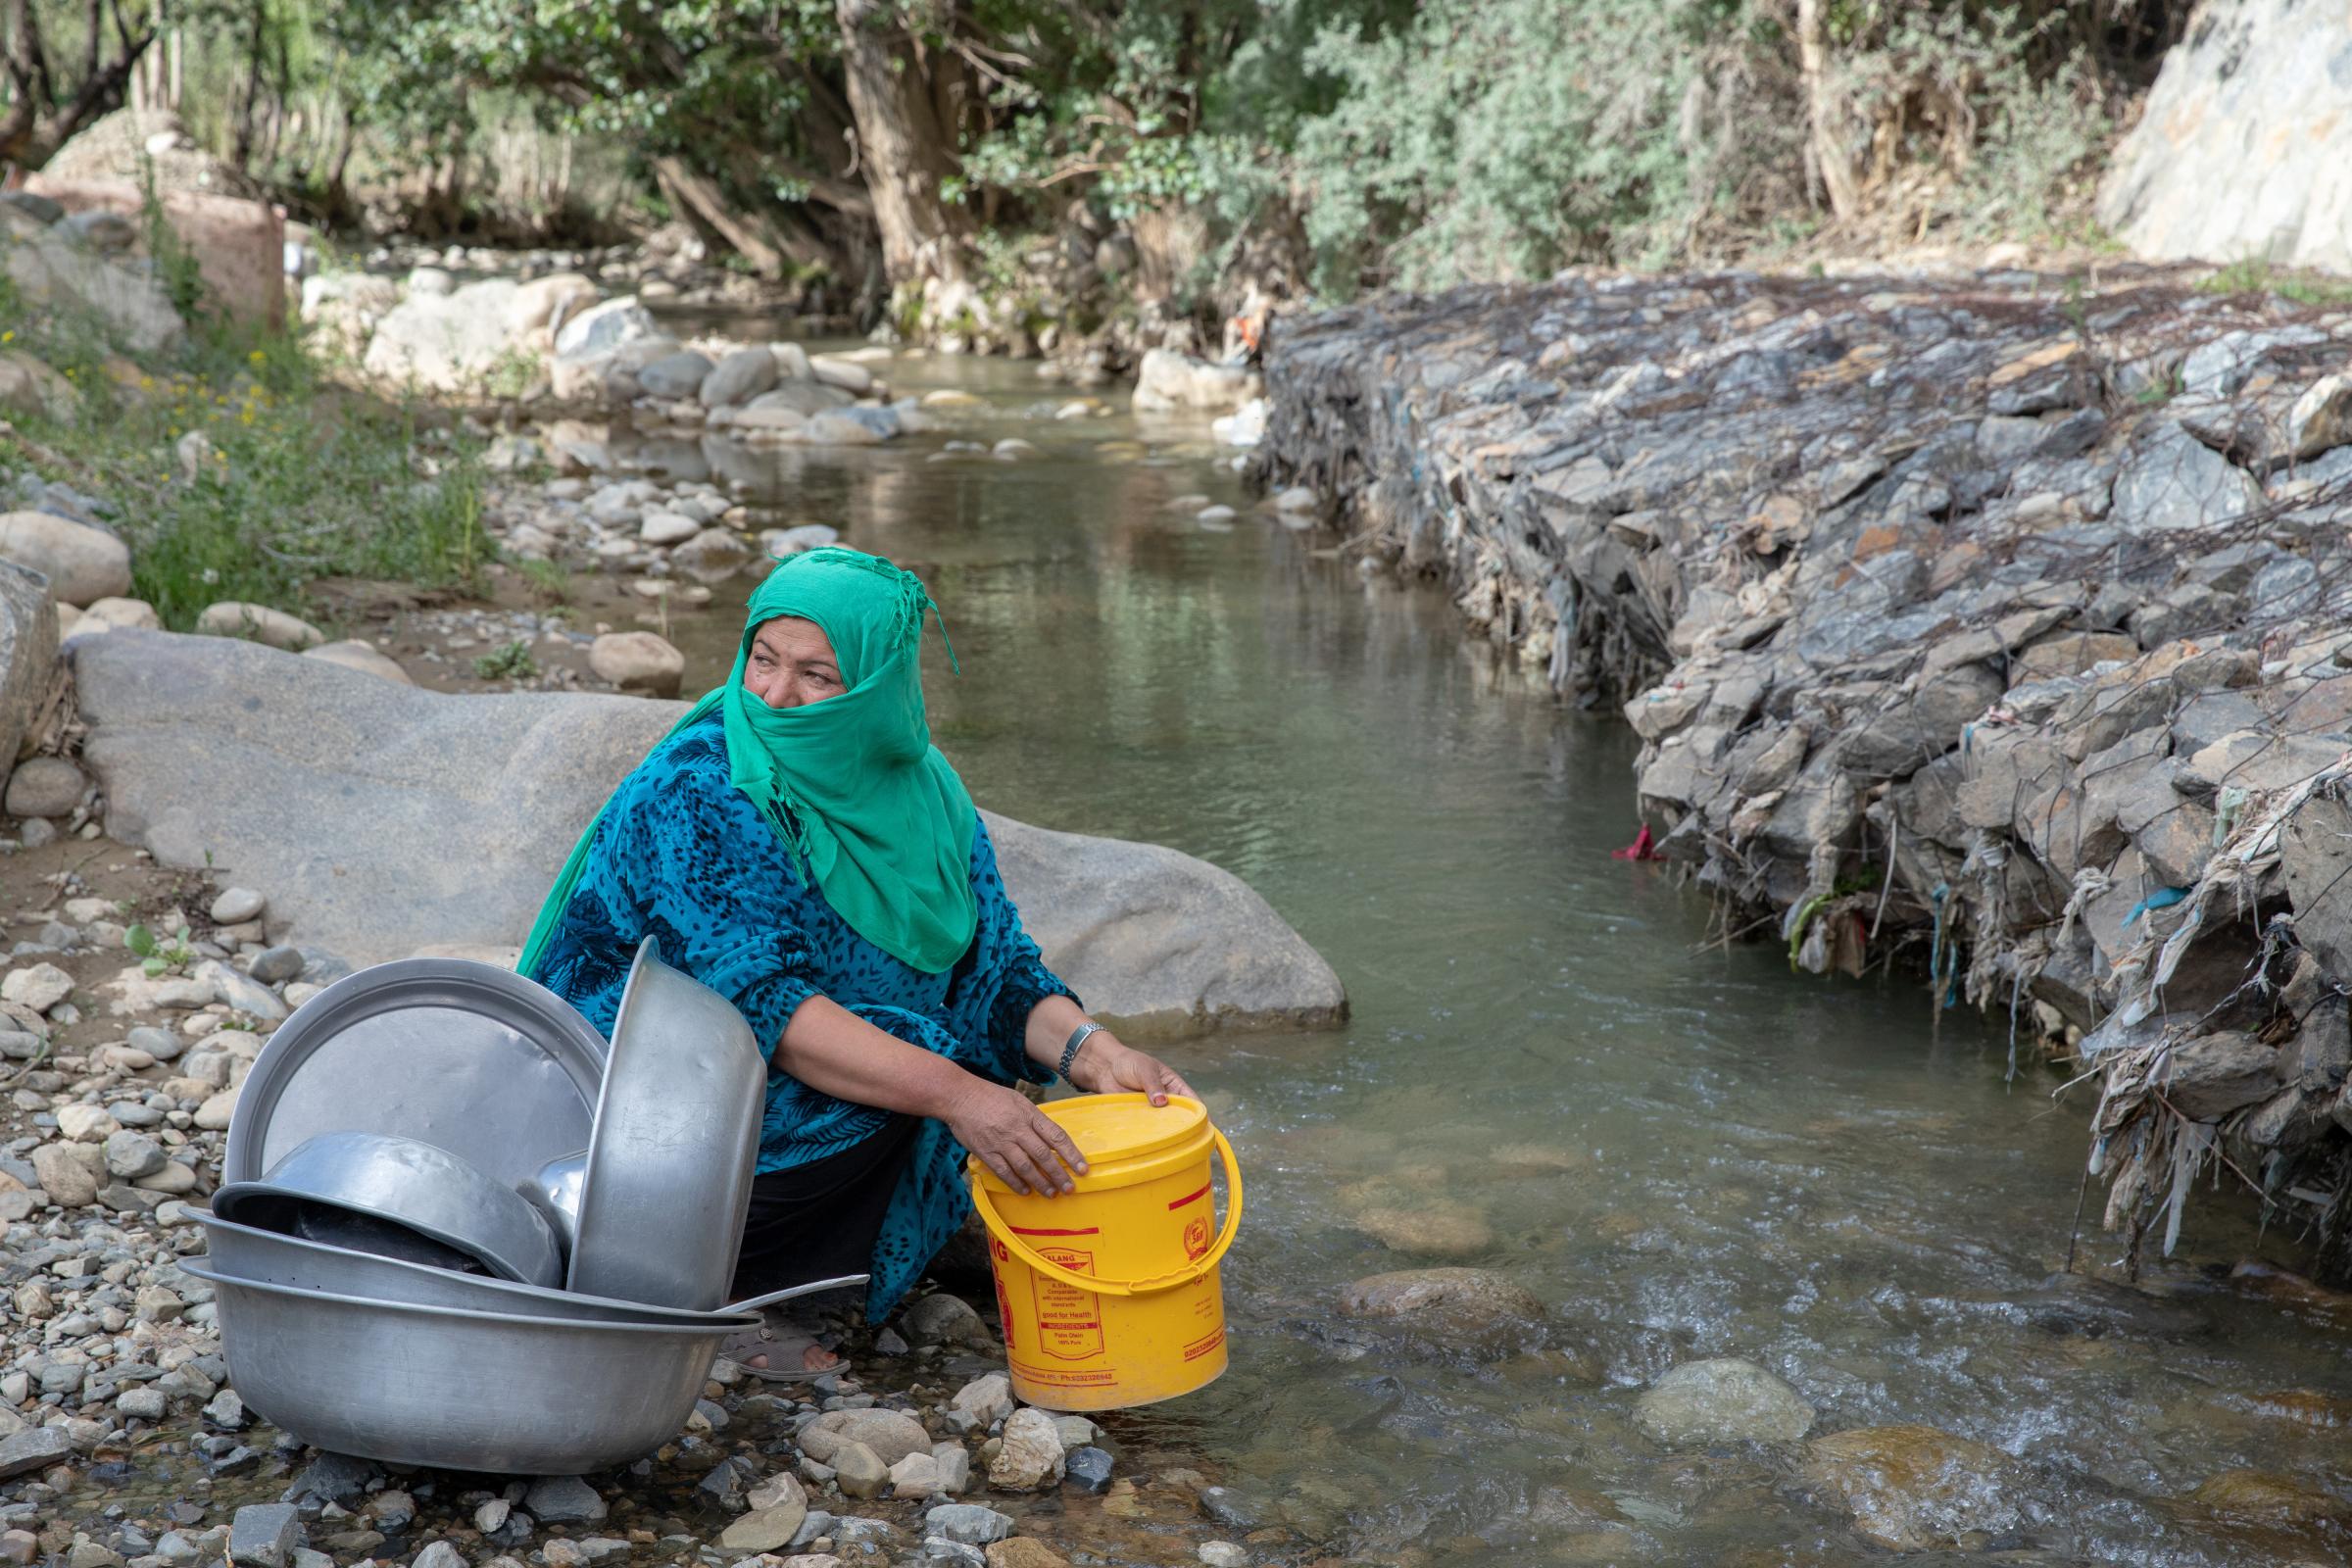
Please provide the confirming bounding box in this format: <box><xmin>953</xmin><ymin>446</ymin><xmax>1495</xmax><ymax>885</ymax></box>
<box><xmin>1057</xmin><ymin>1021</ymin><xmax>1104</xmax><ymax>1080</ymax></box>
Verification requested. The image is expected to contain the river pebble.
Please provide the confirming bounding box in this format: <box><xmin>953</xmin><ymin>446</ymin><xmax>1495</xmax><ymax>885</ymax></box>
<box><xmin>208</xmin><ymin>887</ymin><xmax>266</xmax><ymax>924</ymax></box>
<box><xmin>1634</xmin><ymin>1357</ymin><xmax>1815</xmax><ymax>1446</ymax></box>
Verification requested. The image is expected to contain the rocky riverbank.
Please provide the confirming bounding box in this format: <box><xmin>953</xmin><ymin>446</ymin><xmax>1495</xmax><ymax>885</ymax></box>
<box><xmin>1254</xmin><ymin>265</ymin><xmax>2352</xmax><ymax>1276</ymax></box>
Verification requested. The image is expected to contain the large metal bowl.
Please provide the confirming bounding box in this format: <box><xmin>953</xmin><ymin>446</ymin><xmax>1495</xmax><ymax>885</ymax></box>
<box><xmin>214</xmin><ymin>1131</ymin><xmax>564</xmax><ymax>1288</ymax></box>
<box><xmin>567</xmin><ymin>937</ymin><xmax>766</xmax><ymax>1309</ymax></box>
<box><xmin>182</xmin><ymin>1261</ymin><xmax>730</xmax><ymax>1474</ymax></box>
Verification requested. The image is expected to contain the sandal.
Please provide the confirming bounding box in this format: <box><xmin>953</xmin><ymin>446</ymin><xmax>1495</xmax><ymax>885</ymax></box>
<box><xmin>719</xmin><ymin>1314</ymin><xmax>843</xmax><ymax>1383</ymax></box>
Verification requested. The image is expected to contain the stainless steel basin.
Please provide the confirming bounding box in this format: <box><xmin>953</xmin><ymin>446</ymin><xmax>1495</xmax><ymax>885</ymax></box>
<box><xmin>567</xmin><ymin>937</ymin><xmax>766</xmax><ymax>1309</ymax></box>
<box><xmin>214</xmin><ymin>1130</ymin><xmax>564</xmax><ymax>1288</ymax></box>
<box><xmin>183</xmin><ymin>1261</ymin><xmax>735</xmax><ymax>1474</ymax></box>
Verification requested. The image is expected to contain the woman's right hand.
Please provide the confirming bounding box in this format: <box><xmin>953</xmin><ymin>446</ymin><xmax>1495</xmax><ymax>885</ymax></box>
<box><xmin>946</xmin><ymin>1080</ymin><xmax>1089</xmax><ymax>1197</ymax></box>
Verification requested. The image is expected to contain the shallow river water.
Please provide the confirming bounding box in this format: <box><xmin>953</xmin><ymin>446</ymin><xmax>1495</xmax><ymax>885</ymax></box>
<box><xmin>616</xmin><ymin>348</ymin><xmax>2350</xmax><ymax>1565</ymax></box>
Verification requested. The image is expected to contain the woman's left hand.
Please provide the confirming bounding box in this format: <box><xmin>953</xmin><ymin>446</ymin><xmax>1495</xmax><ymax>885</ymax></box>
<box><xmin>1068</xmin><ymin>1034</ymin><xmax>1198</xmax><ymax>1106</ymax></box>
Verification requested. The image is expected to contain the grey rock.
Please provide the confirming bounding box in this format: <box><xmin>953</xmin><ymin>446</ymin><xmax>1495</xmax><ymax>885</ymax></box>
<box><xmin>522</xmin><ymin>1475</ymin><xmax>606</xmax><ymax>1524</ymax></box>
<box><xmin>636</xmin><ymin>351</ymin><xmax>715</xmax><ymax>402</ymax></box>
<box><xmin>904</xmin><ymin>1292</ymin><xmax>989</xmax><ymax>1348</ymax></box>
<box><xmin>409</xmin><ymin>1543</ymin><xmax>464</xmax><ymax>1568</ymax></box>
<box><xmin>748</xmin><ymin>381</ymin><xmax>854</xmax><ymax>417</ymax></box>
<box><xmin>5</xmin><ymin>757</ymin><xmax>84</xmax><ymax>818</ymax></box>
<box><xmin>249</xmin><ymin>945</ymin><xmax>304</xmax><ymax>984</ymax></box>
<box><xmin>805</xmin><ymin>1408</ymin><xmax>930</xmax><ymax>1467</ymax></box>
<box><xmin>1064</xmin><ymin>1446</ymin><xmax>1114</xmax><ymax>1494</ymax></box>
<box><xmin>1633</xmin><ymin>1357</ymin><xmax>1816</xmax><ymax>1446</ymax></box>
<box><xmin>0</xmin><ymin>561</ymin><xmax>57</xmax><ymax>774</ymax></box>
<box><xmin>103</xmin><ymin>1129</ymin><xmax>166</xmax><ymax>1179</ymax></box>
<box><xmin>922</xmin><ymin>1506</ymin><xmax>1012</xmax><ymax>1546</ymax></box>
<box><xmin>2103</xmin><ymin>3</ymin><xmax>2352</xmax><ymax>275</ymax></box>
<box><xmin>227</xmin><ymin>1505</ymin><xmax>305</xmax><ymax>1568</ymax></box>
<box><xmin>700</xmin><ymin>347</ymin><xmax>780</xmax><ymax>408</ymax></box>
<box><xmin>0</xmin><ymin>1426</ymin><xmax>71</xmax><ymax>1478</ymax></box>
<box><xmin>2110</xmin><ymin>426</ymin><xmax>2263</xmax><ymax>534</ymax></box>
<box><xmin>209</xmin><ymin>887</ymin><xmax>265</xmax><ymax>924</ymax></box>
<box><xmin>73</xmin><ymin>630</ymin><xmax>1343</xmax><ymax>1025</ymax></box>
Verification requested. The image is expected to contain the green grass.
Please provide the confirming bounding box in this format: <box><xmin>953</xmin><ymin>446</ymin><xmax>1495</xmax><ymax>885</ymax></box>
<box><xmin>0</xmin><ymin>270</ymin><xmax>488</xmax><ymax>632</ymax></box>
<box><xmin>471</xmin><ymin>639</ymin><xmax>538</xmax><ymax>681</ymax></box>
<box><xmin>2194</xmin><ymin>258</ymin><xmax>2352</xmax><ymax>308</ymax></box>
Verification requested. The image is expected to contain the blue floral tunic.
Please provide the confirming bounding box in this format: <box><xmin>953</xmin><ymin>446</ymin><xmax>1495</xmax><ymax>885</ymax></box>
<box><xmin>527</xmin><ymin>712</ymin><xmax>1072</xmax><ymax>1317</ymax></box>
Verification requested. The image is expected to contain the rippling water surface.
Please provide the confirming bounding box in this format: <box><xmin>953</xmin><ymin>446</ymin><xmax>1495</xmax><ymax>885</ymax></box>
<box><xmin>621</xmin><ymin>346</ymin><xmax>2351</xmax><ymax>1565</ymax></box>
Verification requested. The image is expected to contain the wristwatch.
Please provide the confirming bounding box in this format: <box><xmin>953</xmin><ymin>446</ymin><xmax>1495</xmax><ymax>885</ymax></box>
<box><xmin>1057</xmin><ymin>1021</ymin><xmax>1105</xmax><ymax>1082</ymax></box>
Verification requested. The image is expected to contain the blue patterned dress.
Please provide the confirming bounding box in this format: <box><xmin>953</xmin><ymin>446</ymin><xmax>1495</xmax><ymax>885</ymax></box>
<box><xmin>527</xmin><ymin>712</ymin><xmax>1072</xmax><ymax>1318</ymax></box>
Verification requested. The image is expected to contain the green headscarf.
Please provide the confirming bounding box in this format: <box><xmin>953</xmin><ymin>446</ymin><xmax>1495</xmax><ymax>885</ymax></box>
<box><xmin>519</xmin><ymin>547</ymin><xmax>979</xmax><ymax>978</ymax></box>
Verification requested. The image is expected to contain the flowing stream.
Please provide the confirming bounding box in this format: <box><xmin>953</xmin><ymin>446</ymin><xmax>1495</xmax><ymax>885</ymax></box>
<box><xmin>613</xmin><ymin>345</ymin><xmax>2351</xmax><ymax>1564</ymax></box>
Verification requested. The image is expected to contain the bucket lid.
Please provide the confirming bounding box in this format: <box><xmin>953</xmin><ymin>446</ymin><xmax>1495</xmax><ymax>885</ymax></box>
<box><xmin>1039</xmin><ymin>1093</ymin><xmax>1206</xmax><ymax>1166</ymax></box>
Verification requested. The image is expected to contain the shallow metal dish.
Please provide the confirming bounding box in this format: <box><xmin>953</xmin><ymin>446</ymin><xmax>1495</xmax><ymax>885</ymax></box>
<box><xmin>184</xmin><ymin>1261</ymin><xmax>731</xmax><ymax>1474</ymax></box>
<box><xmin>215</xmin><ymin>1130</ymin><xmax>564</xmax><ymax>1288</ymax></box>
<box><xmin>197</xmin><ymin>1211</ymin><xmax>862</xmax><ymax>1324</ymax></box>
<box><xmin>223</xmin><ymin>958</ymin><xmax>608</xmax><ymax>1192</ymax></box>
<box><xmin>567</xmin><ymin>937</ymin><xmax>766</xmax><ymax>1310</ymax></box>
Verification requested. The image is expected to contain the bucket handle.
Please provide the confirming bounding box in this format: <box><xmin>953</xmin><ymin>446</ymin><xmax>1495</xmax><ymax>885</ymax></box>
<box><xmin>971</xmin><ymin>1127</ymin><xmax>1244</xmax><ymax>1298</ymax></box>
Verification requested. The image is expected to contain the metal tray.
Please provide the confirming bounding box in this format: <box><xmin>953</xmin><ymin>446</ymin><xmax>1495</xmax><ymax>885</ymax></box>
<box><xmin>566</xmin><ymin>937</ymin><xmax>766</xmax><ymax>1309</ymax></box>
<box><xmin>223</xmin><ymin>959</ymin><xmax>609</xmax><ymax>1193</ymax></box>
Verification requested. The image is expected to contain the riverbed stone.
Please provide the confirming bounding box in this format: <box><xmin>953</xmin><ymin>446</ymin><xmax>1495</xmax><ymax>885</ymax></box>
<box><xmin>924</xmin><ymin>1506</ymin><xmax>1011</xmax><ymax>1546</ymax></box>
<box><xmin>639</xmin><ymin>509</ymin><xmax>702</xmax><ymax>546</ymax></box>
<box><xmin>362</xmin><ymin>277</ymin><xmax>524</xmax><ymax>394</ymax></box>
<box><xmin>702</xmin><ymin>347</ymin><xmax>781</xmax><ymax>408</ymax></box>
<box><xmin>4</xmin><ymin>756</ymin><xmax>84</xmax><ymax>818</ymax></box>
<box><xmin>522</xmin><ymin>1476</ymin><xmax>605</xmax><ymax>1524</ymax></box>
<box><xmin>1801</xmin><ymin>1425</ymin><xmax>2022</xmax><ymax>1551</ymax></box>
<box><xmin>717</xmin><ymin>1501</ymin><xmax>808</xmax><ymax>1552</ymax></box>
<box><xmin>3</xmin><ymin>961</ymin><xmax>73</xmax><ymax>1012</ymax></box>
<box><xmin>1133</xmin><ymin>350</ymin><xmax>1259</xmax><ymax>414</ymax></box>
<box><xmin>637</xmin><ymin>351</ymin><xmax>714</xmax><ymax>402</ymax></box>
<box><xmin>31</xmin><ymin>1143</ymin><xmax>98</xmax><ymax>1206</ymax></box>
<box><xmin>984</xmin><ymin>1544</ymin><xmax>1067</xmax><ymax>1568</ymax></box>
<box><xmin>102</xmin><ymin>1129</ymin><xmax>166</xmax><ymax>1179</ymax></box>
<box><xmin>1634</xmin><ymin>1358</ymin><xmax>1815</xmax><ymax>1446</ymax></box>
<box><xmin>226</xmin><ymin>1505</ymin><xmax>305</xmax><ymax>1568</ymax></box>
<box><xmin>195</xmin><ymin>601</ymin><xmax>323</xmax><ymax>651</ymax></box>
<box><xmin>0</xmin><ymin>511</ymin><xmax>133</xmax><ymax>607</ymax></box>
<box><xmin>587</xmin><ymin>631</ymin><xmax>685</xmax><ymax>696</ymax></box>
<box><xmin>833</xmin><ymin>1442</ymin><xmax>887</xmax><ymax>1499</ymax></box>
<box><xmin>988</xmin><ymin>1408</ymin><xmax>1065</xmax><ymax>1492</ymax></box>
<box><xmin>806</xmin><ymin>1408</ymin><xmax>930</xmax><ymax>1467</ymax></box>
<box><xmin>304</xmin><ymin>640</ymin><xmax>413</xmax><ymax>684</ymax></box>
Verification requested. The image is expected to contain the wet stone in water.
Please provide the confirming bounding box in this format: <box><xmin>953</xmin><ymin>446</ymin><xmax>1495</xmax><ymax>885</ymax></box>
<box><xmin>1064</xmin><ymin>1446</ymin><xmax>1114</xmax><ymax>1494</ymax></box>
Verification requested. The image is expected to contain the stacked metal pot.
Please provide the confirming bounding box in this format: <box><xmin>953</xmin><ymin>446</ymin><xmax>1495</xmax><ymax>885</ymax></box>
<box><xmin>193</xmin><ymin>938</ymin><xmax>854</xmax><ymax>1475</ymax></box>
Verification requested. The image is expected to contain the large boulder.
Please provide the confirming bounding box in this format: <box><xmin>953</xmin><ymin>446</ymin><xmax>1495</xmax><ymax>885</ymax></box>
<box><xmin>0</xmin><ymin>511</ymin><xmax>133</xmax><ymax>607</ymax></box>
<box><xmin>0</xmin><ymin>561</ymin><xmax>58</xmax><ymax>768</ymax></box>
<box><xmin>361</xmin><ymin>277</ymin><xmax>524</xmax><ymax>393</ymax></box>
<box><xmin>71</xmin><ymin>631</ymin><xmax>1347</xmax><ymax>1031</ymax></box>
<box><xmin>2098</xmin><ymin>1</ymin><xmax>2352</xmax><ymax>273</ymax></box>
<box><xmin>0</xmin><ymin>206</ymin><xmax>182</xmax><ymax>353</ymax></box>
<box><xmin>1131</xmin><ymin>349</ymin><xmax>1261</xmax><ymax>415</ymax></box>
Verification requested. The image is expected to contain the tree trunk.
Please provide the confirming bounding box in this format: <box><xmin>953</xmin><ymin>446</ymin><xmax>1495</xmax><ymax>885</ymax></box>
<box><xmin>0</xmin><ymin>0</ymin><xmax>155</xmax><ymax>168</ymax></box>
<box><xmin>833</xmin><ymin>0</ymin><xmax>966</xmax><ymax>286</ymax></box>
<box><xmin>1795</xmin><ymin>0</ymin><xmax>1860</xmax><ymax>222</ymax></box>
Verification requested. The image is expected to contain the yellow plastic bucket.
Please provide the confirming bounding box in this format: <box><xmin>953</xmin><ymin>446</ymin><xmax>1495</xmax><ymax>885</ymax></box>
<box><xmin>968</xmin><ymin>1094</ymin><xmax>1243</xmax><ymax>1411</ymax></box>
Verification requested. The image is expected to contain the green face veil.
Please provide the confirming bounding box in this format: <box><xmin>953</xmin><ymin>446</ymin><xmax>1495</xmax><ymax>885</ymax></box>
<box><xmin>519</xmin><ymin>547</ymin><xmax>979</xmax><ymax>978</ymax></box>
